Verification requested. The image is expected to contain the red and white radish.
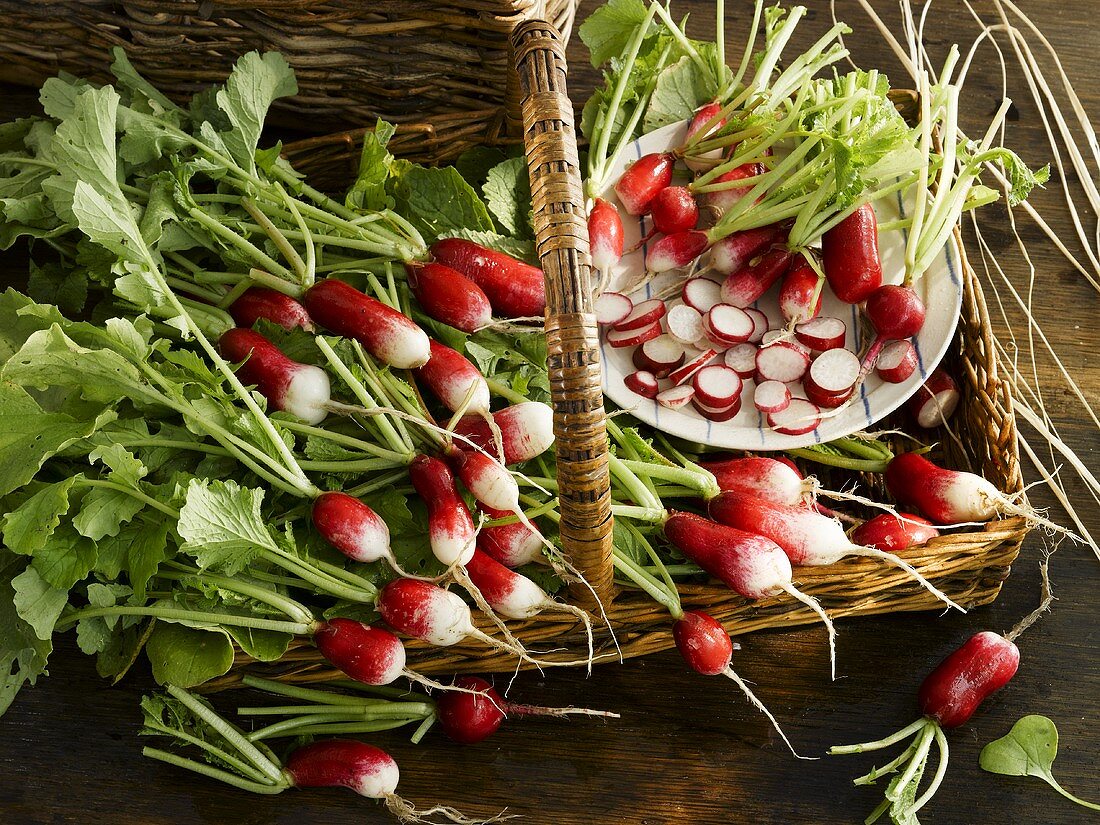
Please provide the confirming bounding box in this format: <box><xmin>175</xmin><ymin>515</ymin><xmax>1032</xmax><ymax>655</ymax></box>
<box><xmin>754</xmin><ymin>380</ymin><xmax>791</xmax><ymax>414</ymax></box>
<box><xmin>918</xmin><ymin>632</ymin><xmax>1020</xmax><ymax>729</ymax></box>
<box><xmin>668</xmin><ymin>349</ymin><xmax>719</xmax><ymax>385</ymax></box>
<box><xmin>430</xmin><ymin>237</ymin><xmax>546</xmax><ymax>318</ymax></box>
<box><xmin>614</xmin><ymin>298</ymin><xmax>666</xmax><ymax>331</ymax></box>
<box><xmin>229</xmin><ymin>287</ymin><xmax>314</xmax><ymax>332</ymax></box>
<box><xmin>303</xmin><ymin>279</ymin><xmax>430</xmax><ymax>369</ymax></box>
<box><xmin>885</xmin><ymin>452</ymin><xmax>1020</xmax><ymax>525</ymax></box>
<box><xmin>683</xmin><ymin>102</ymin><xmax>726</xmax><ymax>171</ymax></box>
<box><xmin>875</xmin><ymin>340</ymin><xmax>918</xmax><ymax>384</ymax></box>
<box><xmin>806</xmin><ymin>348</ymin><xmax>860</xmax><ymax>397</ymax></box>
<box><xmin>803</xmin><ymin>378</ymin><xmax>853</xmax><ymax>410</ymax></box>
<box><xmin>710</xmin><ymin>225</ymin><xmax>782</xmax><ymax>276</ymax></box>
<box><xmin>404</xmin><ymin>261</ymin><xmax>492</xmax><ymax>333</ymax></box>
<box><xmin>313</xmin><ymin>619</ymin><xmax>408</xmax><ymax>686</ymax></box>
<box><xmin>477</xmin><ymin>504</ymin><xmax>543</xmax><ymax>568</ymax></box>
<box><xmin>692</xmin><ymin>365</ymin><xmax>743</xmax><ymax>408</ymax></box>
<box><xmin>445</xmin><ymin>448</ymin><xmax>519</xmax><ymax>513</ymax></box>
<box><xmin>822</xmin><ymin>204</ymin><xmax>883</xmax><ymax>304</ymax></box>
<box><xmin>708</xmin><ymin>491</ymin><xmax>962</xmax><ymax>609</ymax></box>
<box><xmin>778</xmin><ymin>256</ymin><xmax>823</xmax><ymax>324</ymax></box>
<box><xmin>767</xmin><ymin>398</ymin><xmax>822</xmax><ymax>435</ymax></box>
<box><xmin>646</xmin><ymin>230</ymin><xmax>709</xmax><ymax>273</ymax></box>
<box><xmin>755</xmin><ymin>341</ymin><xmax>810</xmax><ymax>384</ymax></box>
<box><xmin>852</xmin><ymin>513</ymin><xmax>939</xmax><ymax>552</ymax></box>
<box><xmin>704</xmin><ymin>163</ymin><xmax>764</xmax><ymax>214</ymax></box>
<box><xmin>703</xmin><ymin>304</ymin><xmax>755</xmax><ymax>346</ymax></box>
<box><xmin>624</xmin><ymin>370</ymin><xmax>659</xmax><ymax>399</ymax></box>
<box><xmin>614</xmin><ymin>152</ymin><xmax>675</xmax><ymax>216</ymax></box>
<box><xmin>415</xmin><ymin>339</ymin><xmax>490</xmax><ymax>414</ymax></box>
<box><xmin>285</xmin><ymin>739</ymin><xmax>400</xmax><ymax>801</ymax></box>
<box><xmin>657</xmin><ymin>385</ymin><xmax>695</xmax><ymax>410</ymax></box>
<box><xmin>379</xmin><ymin>579</ymin><xmax>499</xmax><ymax>649</ymax></box>
<box><xmin>312</xmin><ymin>492</ymin><xmax>395</xmax><ymax>567</ymax></box>
<box><xmin>861</xmin><ymin>284</ymin><xmax>927</xmax><ymax>370</ymax></box>
<box><xmin>795</xmin><ymin>316</ymin><xmax>846</xmax><ymax>352</ymax></box>
<box><xmin>595</xmin><ymin>291</ymin><xmax>632</xmax><ymax>326</ymax></box>
<box><xmin>589</xmin><ymin>197</ymin><xmax>624</xmax><ymax>274</ymax></box>
<box><xmin>219</xmin><ymin>328</ymin><xmax>330</xmax><ymax>425</ymax></box>
<box><xmin>723</xmin><ymin>343</ymin><xmax>758</xmax><ymax>378</ymax></box>
<box><xmin>451</xmin><ymin>402</ymin><xmax>554</xmax><ymax>465</ymax></box>
<box><xmin>692</xmin><ymin>397</ymin><xmax>742</xmax><ymax>422</ymax></box>
<box><xmin>606</xmin><ymin>320</ymin><xmax>662</xmax><ymax>349</ymax></box>
<box><xmin>632</xmin><ymin>335</ymin><xmax>685</xmax><ymax>377</ymax></box>
<box><xmin>436</xmin><ymin>676</ymin><xmax>616</xmax><ymax>745</ymax></box>
<box><xmin>682</xmin><ymin>277</ymin><xmax>724</xmax><ymax>314</ymax></box>
<box><xmin>649</xmin><ymin>186</ymin><xmax>699</xmax><ymax>235</ymax></box>
<box><xmin>744</xmin><ymin>307</ymin><xmax>768</xmax><ymax>344</ymax></box>
<box><xmin>908</xmin><ymin>368</ymin><xmax>960</xmax><ymax>428</ymax></box>
<box><xmin>666</xmin><ymin>304</ymin><xmax>705</xmax><ymax>346</ymax></box>
<box><xmin>700</xmin><ymin>456</ymin><xmax>805</xmax><ymax>505</ymax></box>
<box><xmin>409</xmin><ymin>455</ymin><xmax>477</xmax><ymax>566</ymax></box>
<box><xmin>721</xmin><ymin>248</ymin><xmax>794</xmax><ymax>307</ymax></box>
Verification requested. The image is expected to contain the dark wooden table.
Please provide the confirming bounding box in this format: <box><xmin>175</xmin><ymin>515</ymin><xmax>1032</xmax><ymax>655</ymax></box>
<box><xmin>1</xmin><ymin>2</ymin><xmax>1097</xmax><ymax>823</ymax></box>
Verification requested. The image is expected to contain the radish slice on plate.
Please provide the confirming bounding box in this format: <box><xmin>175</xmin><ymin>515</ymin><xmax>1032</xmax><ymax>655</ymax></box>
<box><xmin>704</xmin><ymin>304</ymin><xmax>755</xmax><ymax>346</ymax></box>
<box><xmin>682</xmin><ymin>277</ymin><xmax>723</xmax><ymax>314</ymax></box>
<box><xmin>754</xmin><ymin>380</ymin><xmax>791</xmax><ymax>414</ymax></box>
<box><xmin>768</xmin><ymin>399</ymin><xmax>821</xmax><ymax>435</ymax></box>
<box><xmin>876</xmin><ymin>340</ymin><xmax>918</xmax><ymax>384</ymax></box>
<box><xmin>625</xmin><ymin>370</ymin><xmax>659</xmax><ymax>399</ymax></box>
<box><xmin>692</xmin><ymin>365</ymin><xmax>743</xmax><ymax>408</ymax></box>
<box><xmin>667</xmin><ymin>304</ymin><xmax>705</xmax><ymax>346</ymax></box>
<box><xmin>909</xmin><ymin>368</ymin><xmax>960</xmax><ymax>428</ymax></box>
<box><xmin>807</xmin><ymin>348</ymin><xmax>860</xmax><ymax>394</ymax></box>
<box><xmin>795</xmin><ymin>316</ymin><xmax>846</xmax><ymax>352</ymax></box>
<box><xmin>755</xmin><ymin>342</ymin><xmax>810</xmax><ymax>383</ymax></box>
<box><xmin>657</xmin><ymin>385</ymin><xmax>696</xmax><ymax>409</ymax></box>
<box><xmin>669</xmin><ymin>349</ymin><xmax>720</xmax><ymax>385</ymax></box>
<box><xmin>743</xmin><ymin>308</ymin><xmax>768</xmax><ymax>344</ymax></box>
<box><xmin>723</xmin><ymin>343</ymin><xmax>758</xmax><ymax>378</ymax></box>
<box><xmin>606</xmin><ymin>320</ymin><xmax>662</xmax><ymax>348</ymax></box>
<box><xmin>804</xmin><ymin>377</ymin><xmax>854</xmax><ymax>409</ymax></box>
<box><xmin>692</xmin><ymin>396</ymin><xmax>742</xmax><ymax>422</ymax></box>
<box><xmin>633</xmin><ymin>335</ymin><xmax>685</xmax><ymax>377</ymax></box>
<box><xmin>614</xmin><ymin>298</ymin><xmax>666</xmax><ymax>331</ymax></box>
<box><xmin>596</xmin><ymin>292</ymin><xmax>632</xmax><ymax>326</ymax></box>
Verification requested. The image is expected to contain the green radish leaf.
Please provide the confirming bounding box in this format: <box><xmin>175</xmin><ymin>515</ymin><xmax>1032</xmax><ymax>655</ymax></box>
<box><xmin>482</xmin><ymin>157</ymin><xmax>532</xmax><ymax>238</ymax></box>
<box><xmin>579</xmin><ymin>0</ymin><xmax>653</xmax><ymax>68</ymax></box>
<box><xmin>177</xmin><ymin>478</ymin><xmax>279</xmax><ymax>575</ymax></box>
<box><xmin>11</xmin><ymin>565</ymin><xmax>68</xmax><ymax>641</ymax></box>
<box><xmin>388</xmin><ymin>161</ymin><xmax>495</xmax><ymax>243</ymax></box>
<box><xmin>980</xmin><ymin>715</ymin><xmax>1100</xmax><ymax>811</ymax></box>
<box><xmin>644</xmin><ymin>54</ymin><xmax>716</xmax><ymax>133</ymax></box>
<box><xmin>0</xmin><ymin>554</ymin><xmax>53</xmax><ymax>715</ymax></box>
<box><xmin>223</xmin><ymin>626</ymin><xmax>291</xmax><ymax>662</ymax></box>
<box><xmin>27</xmin><ymin>260</ymin><xmax>88</xmax><ymax>316</ymax></box>
<box><xmin>455</xmin><ymin>146</ymin><xmax>510</xmax><ymax>191</ymax></box>
<box><xmin>212</xmin><ymin>51</ymin><xmax>297</xmax><ymax>175</ymax></box>
<box><xmin>75</xmin><ymin>582</ymin><xmax>135</xmax><ymax>655</ymax></box>
<box><xmin>345</xmin><ymin>119</ymin><xmax>396</xmax><ymax>213</ymax></box>
<box><xmin>145</xmin><ymin>622</ymin><xmax>234</xmax><ymax>688</ymax></box>
<box><xmin>31</xmin><ymin>522</ymin><xmax>98</xmax><ymax>591</ymax></box>
<box><xmin>1</xmin><ymin>475</ymin><xmax>81</xmax><ymax>556</ymax></box>
<box><xmin>447</xmin><ymin>228</ymin><xmax>535</xmax><ymax>262</ymax></box>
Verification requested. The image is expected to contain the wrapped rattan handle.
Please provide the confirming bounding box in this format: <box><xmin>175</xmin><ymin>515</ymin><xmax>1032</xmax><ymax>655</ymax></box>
<box><xmin>512</xmin><ymin>20</ymin><xmax>615</xmax><ymax>607</ymax></box>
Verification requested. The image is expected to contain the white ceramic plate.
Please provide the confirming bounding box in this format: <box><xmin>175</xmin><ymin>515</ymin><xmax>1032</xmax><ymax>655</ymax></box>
<box><xmin>599</xmin><ymin>119</ymin><xmax>963</xmax><ymax>451</ymax></box>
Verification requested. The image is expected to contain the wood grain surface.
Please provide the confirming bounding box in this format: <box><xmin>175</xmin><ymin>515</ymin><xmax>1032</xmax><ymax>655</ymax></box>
<box><xmin>1</xmin><ymin>2</ymin><xmax>1097</xmax><ymax>823</ymax></box>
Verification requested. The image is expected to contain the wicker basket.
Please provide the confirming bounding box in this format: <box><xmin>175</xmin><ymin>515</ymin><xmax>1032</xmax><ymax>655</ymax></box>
<box><xmin>212</xmin><ymin>21</ymin><xmax>1028</xmax><ymax>686</ymax></box>
<box><xmin>0</xmin><ymin>0</ymin><xmax>577</xmax><ymax>163</ymax></box>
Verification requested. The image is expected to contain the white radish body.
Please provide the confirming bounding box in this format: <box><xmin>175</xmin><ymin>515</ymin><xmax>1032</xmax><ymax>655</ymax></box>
<box><xmin>465</xmin><ymin>550</ymin><xmax>550</xmax><ymax>619</ymax></box>
<box><xmin>448</xmin><ymin>448</ymin><xmax>519</xmax><ymax>512</ymax></box>
<box><xmin>409</xmin><ymin>455</ymin><xmax>476</xmax><ymax>566</ymax></box>
<box><xmin>645</xmin><ymin>230</ymin><xmax>709</xmax><ymax>273</ymax></box>
<box><xmin>807</xmin><ymin>348</ymin><xmax>860</xmax><ymax>394</ymax></box>
<box><xmin>885</xmin><ymin>452</ymin><xmax>1002</xmax><ymax>524</ymax></box>
<box><xmin>478</xmin><ymin>504</ymin><xmax>544</xmax><ymax>568</ymax></box>
<box><xmin>378</xmin><ymin>579</ymin><xmax>477</xmax><ymax>646</ymax></box>
<box><xmin>219</xmin><ymin>328</ymin><xmax>331</xmax><ymax>425</ymax></box>
<box><xmin>452</xmin><ymin>402</ymin><xmax>555</xmax><ymax>465</ymax></box>
<box><xmin>312</xmin><ymin>493</ymin><xmax>392</xmax><ymax>564</ymax></box>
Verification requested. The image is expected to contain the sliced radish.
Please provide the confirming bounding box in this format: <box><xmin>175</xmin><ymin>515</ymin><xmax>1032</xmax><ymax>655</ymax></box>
<box><xmin>682</xmin><ymin>278</ymin><xmax>723</xmax><ymax>314</ymax></box>
<box><xmin>625</xmin><ymin>370</ymin><xmax>659</xmax><ymax>399</ymax></box>
<box><xmin>666</xmin><ymin>304</ymin><xmax>705</xmax><ymax>346</ymax></box>
<box><xmin>692</xmin><ymin>365</ymin><xmax>743</xmax><ymax>408</ymax></box>
<box><xmin>704</xmin><ymin>304</ymin><xmax>755</xmax><ymax>346</ymax></box>
<box><xmin>909</xmin><ymin>368</ymin><xmax>960</xmax><ymax>428</ymax></box>
<box><xmin>692</xmin><ymin>396</ymin><xmax>742</xmax><ymax>422</ymax></box>
<box><xmin>744</xmin><ymin>307</ymin><xmax>768</xmax><ymax>344</ymax></box>
<box><xmin>804</xmin><ymin>378</ymin><xmax>854</xmax><ymax>409</ymax></box>
<box><xmin>808</xmin><ymin>348</ymin><xmax>860</xmax><ymax>394</ymax></box>
<box><xmin>668</xmin><ymin>349</ymin><xmax>720</xmax><ymax>385</ymax></box>
<box><xmin>596</xmin><ymin>292</ymin><xmax>632</xmax><ymax>326</ymax></box>
<box><xmin>876</xmin><ymin>340</ymin><xmax>918</xmax><ymax>384</ymax></box>
<box><xmin>613</xmin><ymin>298</ymin><xmax>666</xmax><ymax>331</ymax></box>
<box><xmin>754</xmin><ymin>380</ymin><xmax>791</xmax><ymax>414</ymax></box>
<box><xmin>657</xmin><ymin>385</ymin><xmax>696</xmax><ymax>409</ymax></box>
<box><xmin>795</xmin><ymin>316</ymin><xmax>846</xmax><ymax>352</ymax></box>
<box><xmin>723</xmin><ymin>343</ymin><xmax>758</xmax><ymax>378</ymax></box>
<box><xmin>606</xmin><ymin>320</ymin><xmax>662</xmax><ymax>348</ymax></box>
<box><xmin>768</xmin><ymin>398</ymin><xmax>821</xmax><ymax>435</ymax></box>
<box><xmin>633</xmin><ymin>335</ymin><xmax>685</xmax><ymax>377</ymax></box>
<box><xmin>755</xmin><ymin>342</ymin><xmax>810</xmax><ymax>384</ymax></box>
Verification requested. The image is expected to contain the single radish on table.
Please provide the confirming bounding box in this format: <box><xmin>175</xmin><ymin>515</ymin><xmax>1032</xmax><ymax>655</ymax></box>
<box><xmin>589</xmin><ymin>197</ymin><xmax>624</xmax><ymax>275</ymax></box>
<box><xmin>229</xmin><ymin>288</ymin><xmax>314</xmax><ymax>331</ymax></box>
<box><xmin>721</xmin><ymin>247</ymin><xmax>795</xmax><ymax>307</ymax></box>
<box><xmin>451</xmin><ymin>402</ymin><xmax>554</xmax><ymax>465</ymax></box>
<box><xmin>303</xmin><ymin>279</ymin><xmax>430</xmax><ymax>369</ymax></box>
<box><xmin>852</xmin><ymin>513</ymin><xmax>939</xmax><ymax>552</ymax></box>
<box><xmin>595</xmin><ymin>292</ymin><xmax>632</xmax><ymax>327</ymax></box>
<box><xmin>404</xmin><ymin>261</ymin><xmax>492</xmax><ymax>333</ymax></box>
<box><xmin>436</xmin><ymin>675</ymin><xmax>618</xmax><ymax>744</ymax></box>
<box><xmin>708</xmin><ymin>491</ymin><xmax>963</xmax><ymax>610</ymax></box>
<box><xmin>822</xmin><ymin>203</ymin><xmax>883</xmax><ymax>304</ymax></box>
<box><xmin>415</xmin><ymin>339</ymin><xmax>490</xmax><ymax>414</ymax></box>
<box><xmin>876</xmin><ymin>339</ymin><xmax>919</xmax><ymax>384</ymax></box>
<box><xmin>220</xmin><ymin>328</ymin><xmax>330</xmax><ymax>425</ymax></box>
<box><xmin>710</xmin><ymin>225</ymin><xmax>782</xmax><ymax>276</ymax></box>
<box><xmin>477</xmin><ymin>504</ymin><xmax>544</xmax><ymax>568</ymax></box>
<box><xmin>430</xmin><ymin>237</ymin><xmax>546</xmax><ymax>318</ymax></box>
<box><xmin>614</xmin><ymin>152</ymin><xmax>675</xmax><ymax>215</ymax></box>
<box><xmin>908</xmin><ymin>367</ymin><xmax>960</xmax><ymax>428</ymax></box>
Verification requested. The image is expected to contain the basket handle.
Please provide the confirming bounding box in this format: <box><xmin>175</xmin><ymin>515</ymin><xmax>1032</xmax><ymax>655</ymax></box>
<box><xmin>512</xmin><ymin>19</ymin><xmax>615</xmax><ymax>607</ymax></box>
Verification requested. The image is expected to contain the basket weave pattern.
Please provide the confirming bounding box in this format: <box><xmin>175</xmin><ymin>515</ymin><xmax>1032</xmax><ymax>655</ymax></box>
<box><xmin>0</xmin><ymin>0</ymin><xmax>577</xmax><ymax>162</ymax></box>
<box><xmin>205</xmin><ymin>22</ymin><xmax>1027</xmax><ymax>688</ymax></box>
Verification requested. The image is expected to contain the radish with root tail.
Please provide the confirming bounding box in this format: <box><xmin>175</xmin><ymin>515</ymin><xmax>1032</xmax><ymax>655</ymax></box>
<box><xmin>229</xmin><ymin>287</ymin><xmax>315</xmax><ymax>331</ymax></box>
<box><xmin>477</xmin><ymin>504</ymin><xmax>545</xmax><ymax>568</ymax></box>
<box><xmin>312</xmin><ymin>492</ymin><xmax>425</xmax><ymax>579</ymax></box>
<box><xmin>219</xmin><ymin>328</ymin><xmax>331</xmax><ymax>425</ymax></box>
<box><xmin>415</xmin><ymin>339</ymin><xmax>491</xmax><ymax>415</ymax></box>
<box><xmin>451</xmin><ymin>402</ymin><xmax>555</xmax><ymax>465</ymax></box>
